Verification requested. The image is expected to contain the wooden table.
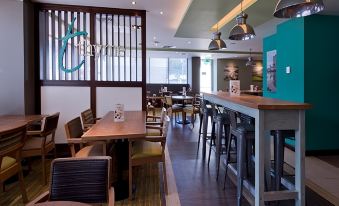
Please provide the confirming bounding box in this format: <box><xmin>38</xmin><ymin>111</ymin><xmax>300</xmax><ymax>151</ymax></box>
<box><xmin>82</xmin><ymin>111</ymin><xmax>146</xmax><ymax>200</ymax></box>
<box><xmin>0</xmin><ymin>115</ymin><xmax>45</xmax><ymax>132</ymax></box>
<box><xmin>202</xmin><ymin>91</ymin><xmax>311</xmax><ymax>206</ymax></box>
<box><xmin>34</xmin><ymin>201</ymin><xmax>91</xmax><ymax>206</ymax></box>
<box><xmin>82</xmin><ymin>111</ymin><xmax>146</xmax><ymax>141</ymax></box>
<box><xmin>172</xmin><ymin>95</ymin><xmax>194</xmax><ymax>124</ymax></box>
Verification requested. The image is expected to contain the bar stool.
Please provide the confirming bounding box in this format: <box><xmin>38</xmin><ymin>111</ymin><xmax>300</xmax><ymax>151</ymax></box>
<box><xmin>272</xmin><ymin>130</ymin><xmax>295</xmax><ymax>191</ymax></box>
<box><xmin>223</xmin><ymin>110</ymin><xmax>255</xmax><ymax>206</ymax></box>
<box><xmin>207</xmin><ymin>104</ymin><xmax>230</xmax><ymax>180</ymax></box>
<box><xmin>198</xmin><ymin>100</ymin><xmax>216</xmax><ymax>157</ymax></box>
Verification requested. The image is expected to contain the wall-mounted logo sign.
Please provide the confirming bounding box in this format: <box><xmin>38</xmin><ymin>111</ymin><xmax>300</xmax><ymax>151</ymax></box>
<box><xmin>59</xmin><ymin>17</ymin><xmax>126</xmax><ymax>73</ymax></box>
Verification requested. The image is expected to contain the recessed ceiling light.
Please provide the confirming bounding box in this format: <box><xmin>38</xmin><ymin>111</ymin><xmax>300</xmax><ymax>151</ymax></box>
<box><xmin>132</xmin><ymin>1</ymin><xmax>136</xmax><ymax>5</ymax></box>
<box><xmin>160</xmin><ymin>11</ymin><xmax>164</xmax><ymax>15</ymax></box>
<box><xmin>153</xmin><ymin>36</ymin><xmax>157</xmax><ymax>40</ymax></box>
<box><xmin>187</xmin><ymin>41</ymin><xmax>191</xmax><ymax>44</ymax></box>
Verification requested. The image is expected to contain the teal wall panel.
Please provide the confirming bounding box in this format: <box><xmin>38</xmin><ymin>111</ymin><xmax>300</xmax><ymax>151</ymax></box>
<box><xmin>263</xmin><ymin>15</ymin><xmax>339</xmax><ymax>151</ymax></box>
<box><xmin>263</xmin><ymin>18</ymin><xmax>305</xmax><ymax>103</ymax></box>
<box><xmin>304</xmin><ymin>15</ymin><xmax>339</xmax><ymax>151</ymax></box>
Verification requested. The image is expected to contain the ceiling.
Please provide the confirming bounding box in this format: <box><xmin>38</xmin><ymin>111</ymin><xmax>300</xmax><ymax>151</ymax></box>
<box><xmin>32</xmin><ymin>0</ymin><xmax>339</xmax><ymax>58</ymax></box>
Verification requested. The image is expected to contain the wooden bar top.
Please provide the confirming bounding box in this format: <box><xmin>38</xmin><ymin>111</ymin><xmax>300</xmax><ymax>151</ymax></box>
<box><xmin>203</xmin><ymin>91</ymin><xmax>311</xmax><ymax>110</ymax></box>
<box><xmin>82</xmin><ymin>111</ymin><xmax>146</xmax><ymax>141</ymax></box>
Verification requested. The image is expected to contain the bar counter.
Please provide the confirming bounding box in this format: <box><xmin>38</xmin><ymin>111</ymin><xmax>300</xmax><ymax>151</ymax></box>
<box><xmin>202</xmin><ymin>91</ymin><xmax>311</xmax><ymax>206</ymax></box>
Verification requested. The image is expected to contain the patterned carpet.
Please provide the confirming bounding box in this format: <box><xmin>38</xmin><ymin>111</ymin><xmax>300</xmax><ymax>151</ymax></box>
<box><xmin>0</xmin><ymin>158</ymin><xmax>164</xmax><ymax>206</ymax></box>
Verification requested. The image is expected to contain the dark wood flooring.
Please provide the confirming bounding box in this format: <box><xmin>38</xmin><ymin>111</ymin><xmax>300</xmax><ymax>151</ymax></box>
<box><xmin>166</xmin><ymin>115</ymin><xmax>334</xmax><ymax>206</ymax></box>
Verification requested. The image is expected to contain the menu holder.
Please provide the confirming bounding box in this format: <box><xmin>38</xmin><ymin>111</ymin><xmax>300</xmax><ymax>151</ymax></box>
<box><xmin>114</xmin><ymin>104</ymin><xmax>125</xmax><ymax>122</ymax></box>
<box><xmin>230</xmin><ymin>80</ymin><xmax>240</xmax><ymax>96</ymax></box>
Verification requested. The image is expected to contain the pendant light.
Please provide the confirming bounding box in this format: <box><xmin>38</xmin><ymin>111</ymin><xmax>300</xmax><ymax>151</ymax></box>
<box><xmin>274</xmin><ymin>0</ymin><xmax>324</xmax><ymax>18</ymax></box>
<box><xmin>246</xmin><ymin>49</ymin><xmax>256</xmax><ymax>67</ymax></box>
<box><xmin>208</xmin><ymin>24</ymin><xmax>227</xmax><ymax>50</ymax></box>
<box><xmin>229</xmin><ymin>0</ymin><xmax>256</xmax><ymax>41</ymax></box>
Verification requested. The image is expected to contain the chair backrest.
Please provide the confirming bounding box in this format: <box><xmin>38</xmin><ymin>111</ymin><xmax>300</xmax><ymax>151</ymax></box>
<box><xmin>41</xmin><ymin>113</ymin><xmax>60</xmax><ymax>136</ymax></box>
<box><xmin>164</xmin><ymin>96</ymin><xmax>173</xmax><ymax>106</ymax></box>
<box><xmin>49</xmin><ymin>157</ymin><xmax>112</xmax><ymax>204</ymax></box>
<box><xmin>162</xmin><ymin>115</ymin><xmax>171</xmax><ymax>138</ymax></box>
<box><xmin>81</xmin><ymin>109</ymin><xmax>95</xmax><ymax>125</ymax></box>
<box><xmin>160</xmin><ymin>107</ymin><xmax>167</xmax><ymax>123</ymax></box>
<box><xmin>64</xmin><ymin>117</ymin><xmax>83</xmax><ymax>140</ymax></box>
<box><xmin>0</xmin><ymin>124</ymin><xmax>26</xmax><ymax>159</ymax></box>
<box><xmin>239</xmin><ymin>113</ymin><xmax>254</xmax><ymax>125</ymax></box>
<box><xmin>229</xmin><ymin>110</ymin><xmax>237</xmax><ymax>128</ymax></box>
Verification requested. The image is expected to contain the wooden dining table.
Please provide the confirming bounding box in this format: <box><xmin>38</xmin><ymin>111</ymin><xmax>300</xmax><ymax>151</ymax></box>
<box><xmin>0</xmin><ymin>114</ymin><xmax>46</xmax><ymax>132</ymax></box>
<box><xmin>82</xmin><ymin>111</ymin><xmax>146</xmax><ymax>200</ymax></box>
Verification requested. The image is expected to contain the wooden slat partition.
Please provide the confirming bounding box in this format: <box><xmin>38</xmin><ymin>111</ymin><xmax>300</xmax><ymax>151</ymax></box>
<box><xmin>36</xmin><ymin>3</ymin><xmax>147</xmax><ymax>114</ymax></box>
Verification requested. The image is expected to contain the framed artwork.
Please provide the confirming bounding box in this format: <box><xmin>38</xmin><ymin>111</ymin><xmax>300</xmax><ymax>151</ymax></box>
<box><xmin>252</xmin><ymin>65</ymin><xmax>263</xmax><ymax>82</ymax></box>
<box><xmin>266</xmin><ymin>50</ymin><xmax>277</xmax><ymax>92</ymax></box>
<box><xmin>224</xmin><ymin>66</ymin><xmax>239</xmax><ymax>80</ymax></box>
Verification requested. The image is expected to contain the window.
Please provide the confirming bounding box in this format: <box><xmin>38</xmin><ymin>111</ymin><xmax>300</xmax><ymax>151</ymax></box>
<box><xmin>148</xmin><ymin>58</ymin><xmax>187</xmax><ymax>84</ymax></box>
<box><xmin>169</xmin><ymin>58</ymin><xmax>187</xmax><ymax>84</ymax></box>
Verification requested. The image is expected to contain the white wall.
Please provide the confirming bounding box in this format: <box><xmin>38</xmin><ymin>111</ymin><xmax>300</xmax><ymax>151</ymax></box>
<box><xmin>96</xmin><ymin>87</ymin><xmax>142</xmax><ymax>117</ymax></box>
<box><xmin>0</xmin><ymin>0</ymin><xmax>24</xmax><ymax>115</ymax></box>
<box><xmin>41</xmin><ymin>86</ymin><xmax>91</xmax><ymax>144</ymax></box>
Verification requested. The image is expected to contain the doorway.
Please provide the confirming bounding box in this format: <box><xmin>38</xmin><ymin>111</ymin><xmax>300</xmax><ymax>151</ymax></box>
<box><xmin>200</xmin><ymin>59</ymin><xmax>212</xmax><ymax>93</ymax></box>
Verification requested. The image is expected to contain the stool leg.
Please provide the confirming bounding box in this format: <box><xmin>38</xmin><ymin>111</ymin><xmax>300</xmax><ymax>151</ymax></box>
<box><xmin>237</xmin><ymin>135</ymin><xmax>246</xmax><ymax>206</ymax></box>
<box><xmin>197</xmin><ymin>113</ymin><xmax>203</xmax><ymax>155</ymax></box>
<box><xmin>223</xmin><ymin>130</ymin><xmax>233</xmax><ymax>190</ymax></box>
<box><xmin>216</xmin><ymin>121</ymin><xmax>224</xmax><ymax>180</ymax></box>
<box><xmin>202</xmin><ymin>112</ymin><xmax>209</xmax><ymax>158</ymax></box>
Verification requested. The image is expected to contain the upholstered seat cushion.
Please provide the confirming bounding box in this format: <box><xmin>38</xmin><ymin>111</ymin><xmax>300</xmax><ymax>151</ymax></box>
<box><xmin>132</xmin><ymin>141</ymin><xmax>162</xmax><ymax>160</ymax></box>
<box><xmin>146</xmin><ymin>128</ymin><xmax>161</xmax><ymax>136</ymax></box>
<box><xmin>1</xmin><ymin>156</ymin><xmax>16</xmax><ymax>172</ymax></box>
<box><xmin>22</xmin><ymin>135</ymin><xmax>53</xmax><ymax>150</ymax></box>
<box><xmin>75</xmin><ymin>144</ymin><xmax>104</xmax><ymax>158</ymax></box>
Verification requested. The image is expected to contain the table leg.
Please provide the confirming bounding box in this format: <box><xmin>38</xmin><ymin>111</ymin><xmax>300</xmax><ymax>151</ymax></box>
<box><xmin>295</xmin><ymin>111</ymin><xmax>305</xmax><ymax>206</ymax></box>
<box><xmin>255</xmin><ymin>110</ymin><xmax>265</xmax><ymax>206</ymax></box>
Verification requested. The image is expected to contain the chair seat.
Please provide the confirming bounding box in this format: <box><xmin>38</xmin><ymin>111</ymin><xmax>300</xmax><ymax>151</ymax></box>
<box><xmin>75</xmin><ymin>144</ymin><xmax>104</xmax><ymax>157</ymax></box>
<box><xmin>146</xmin><ymin>128</ymin><xmax>161</xmax><ymax>136</ymax></box>
<box><xmin>132</xmin><ymin>141</ymin><xmax>162</xmax><ymax>160</ymax></box>
<box><xmin>1</xmin><ymin>156</ymin><xmax>16</xmax><ymax>172</ymax></box>
<box><xmin>22</xmin><ymin>135</ymin><xmax>53</xmax><ymax>150</ymax></box>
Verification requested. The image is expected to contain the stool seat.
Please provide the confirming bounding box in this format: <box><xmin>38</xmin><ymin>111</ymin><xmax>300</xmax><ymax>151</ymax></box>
<box><xmin>233</xmin><ymin>123</ymin><xmax>255</xmax><ymax>134</ymax></box>
<box><xmin>213</xmin><ymin>113</ymin><xmax>230</xmax><ymax>123</ymax></box>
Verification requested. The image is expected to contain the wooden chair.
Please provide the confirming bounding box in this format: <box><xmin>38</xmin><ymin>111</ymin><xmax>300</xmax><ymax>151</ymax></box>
<box><xmin>80</xmin><ymin>109</ymin><xmax>101</xmax><ymax>131</ymax></box>
<box><xmin>22</xmin><ymin>112</ymin><xmax>60</xmax><ymax>185</ymax></box>
<box><xmin>65</xmin><ymin>117</ymin><xmax>105</xmax><ymax>157</ymax></box>
<box><xmin>128</xmin><ymin>115</ymin><xmax>170</xmax><ymax>199</ymax></box>
<box><xmin>146</xmin><ymin>107</ymin><xmax>167</xmax><ymax>136</ymax></box>
<box><xmin>27</xmin><ymin>157</ymin><xmax>114</xmax><ymax>206</ymax></box>
<box><xmin>0</xmin><ymin>124</ymin><xmax>28</xmax><ymax>203</ymax></box>
<box><xmin>164</xmin><ymin>96</ymin><xmax>182</xmax><ymax>122</ymax></box>
<box><xmin>183</xmin><ymin>94</ymin><xmax>202</xmax><ymax>128</ymax></box>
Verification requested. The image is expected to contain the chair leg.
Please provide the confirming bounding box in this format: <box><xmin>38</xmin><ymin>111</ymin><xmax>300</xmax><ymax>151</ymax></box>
<box><xmin>215</xmin><ymin>121</ymin><xmax>223</xmax><ymax>180</ymax></box>
<box><xmin>42</xmin><ymin>154</ymin><xmax>47</xmax><ymax>185</ymax></box>
<box><xmin>163</xmin><ymin>160</ymin><xmax>168</xmax><ymax>195</ymax></box>
<box><xmin>129</xmin><ymin>165</ymin><xmax>133</xmax><ymax>199</ymax></box>
<box><xmin>18</xmin><ymin>164</ymin><xmax>28</xmax><ymax>203</ymax></box>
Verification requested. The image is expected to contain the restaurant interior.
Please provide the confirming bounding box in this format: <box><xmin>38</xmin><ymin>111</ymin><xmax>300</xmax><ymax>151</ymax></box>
<box><xmin>1</xmin><ymin>0</ymin><xmax>339</xmax><ymax>205</ymax></box>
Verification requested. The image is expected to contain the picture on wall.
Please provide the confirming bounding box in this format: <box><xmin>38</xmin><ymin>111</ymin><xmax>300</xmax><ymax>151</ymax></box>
<box><xmin>224</xmin><ymin>66</ymin><xmax>239</xmax><ymax>80</ymax></box>
<box><xmin>266</xmin><ymin>50</ymin><xmax>277</xmax><ymax>92</ymax></box>
<box><xmin>252</xmin><ymin>65</ymin><xmax>263</xmax><ymax>82</ymax></box>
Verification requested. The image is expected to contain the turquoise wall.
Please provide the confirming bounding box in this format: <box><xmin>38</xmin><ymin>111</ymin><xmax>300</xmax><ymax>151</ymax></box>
<box><xmin>263</xmin><ymin>18</ymin><xmax>305</xmax><ymax>103</ymax></box>
<box><xmin>263</xmin><ymin>15</ymin><xmax>339</xmax><ymax>151</ymax></box>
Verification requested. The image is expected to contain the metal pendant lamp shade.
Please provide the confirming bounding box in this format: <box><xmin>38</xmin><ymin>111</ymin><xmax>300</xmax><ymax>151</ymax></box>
<box><xmin>229</xmin><ymin>12</ymin><xmax>256</xmax><ymax>41</ymax></box>
<box><xmin>208</xmin><ymin>32</ymin><xmax>227</xmax><ymax>50</ymax></box>
<box><xmin>274</xmin><ymin>0</ymin><xmax>324</xmax><ymax>18</ymax></box>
